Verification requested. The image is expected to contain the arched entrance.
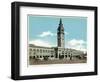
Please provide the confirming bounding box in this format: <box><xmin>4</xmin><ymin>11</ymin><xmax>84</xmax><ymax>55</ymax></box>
<box><xmin>59</xmin><ymin>54</ymin><xmax>64</xmax><ymax>59</ymax></box>
<box><xmin>43</xmin><ymin>56</ymin><xmax>49</xmax><ymax>60</ymax></box>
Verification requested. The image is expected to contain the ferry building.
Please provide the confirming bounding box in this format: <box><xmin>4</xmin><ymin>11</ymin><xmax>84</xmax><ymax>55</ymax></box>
<box><xmin>29</xmin><ymin>19</ymin><xmax>85</xmax><ymax>60</ymax></box>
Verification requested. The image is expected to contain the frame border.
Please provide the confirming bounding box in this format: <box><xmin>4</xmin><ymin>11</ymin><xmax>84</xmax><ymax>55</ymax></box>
<box><xmin>11</xmin><ymin>1</ymin><xmax>98</xmax><ymax>80</ymax></box>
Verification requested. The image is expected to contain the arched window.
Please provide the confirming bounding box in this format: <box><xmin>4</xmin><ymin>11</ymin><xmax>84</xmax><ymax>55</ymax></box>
<box><xmin>65</xmin><ymin>55</ymin><xmax>67</xmax><ymax>57</ymax></box>
<box><xmin>51</xmin><ymin>50</ymin><xmax>54</xmax><ymax>53</ymax></box>
<box><xmin>33</xmin><ymin>52</ymin><xmax>35</xmax><ymax>55</ymax></box>
<box><xmin>37</xmin><ymin>56</ymin><xmax>39</xmax><ymax>58</ymax></box>
<box><xmin>44</xmin><ymin>50</ymin><xmax>45</xmax><ymax>53</ymax></box>
<box><xmin>45</xmin><ymin>50</ymin><xmax>46</xmax><ymax>52</ymax></box>
<box><xmin>65</xmin><ymin>52</ymin><xmax>67</xmax><ymax>54</ymax></box>
<box><xmin>40</xmin><ymin>49</ymin><xmax>42</xmax><ymax>53</ymax></box>
<box><xmin>33</xmin><ymin>56</ymin><xmax>35</xmax><ymax>59</ymax></box>
<box><xmin>29</xmin><ymin>56</ymin><xmax>32</xmax><ymax>59</ymax></box>
<box><xmin>40</xmin><ymin>55</ymin><xmax>42</xmax><ymax>58</ymax></box>
<box><xmin>30</xmin><ymin>49</ymin><xmax>32</xmax><ymax>51</ymax></box>
<box><xmin>62</xmin><ymin>51</ymin><xmax>64</xmax><ymax>54</ymax></box>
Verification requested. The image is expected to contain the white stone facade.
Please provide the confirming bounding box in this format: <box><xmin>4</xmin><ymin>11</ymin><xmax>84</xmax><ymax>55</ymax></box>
<box><xmin>29</xmin><ymin>45</ymin><xmax>84</xmax><ymax>60</ymax></box>
<box><xmin>29</xmin><ymin>45</ymin><xmax>55</xmax><ymax>60</ymax></box>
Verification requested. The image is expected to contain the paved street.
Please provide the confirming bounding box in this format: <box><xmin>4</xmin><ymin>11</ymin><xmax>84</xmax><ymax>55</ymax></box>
<box><xmin>29</xmin><ymin>58</ymin><xmax>87</xmax><ymax>65</ymax></box>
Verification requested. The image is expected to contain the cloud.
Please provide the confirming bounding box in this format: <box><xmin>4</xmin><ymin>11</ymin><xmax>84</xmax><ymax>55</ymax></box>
<box><xmin>38</xmin><ymin>31</ymin><xmax>68</xmax><ymax>38</ymax></box>
<box><xmin>66</xmin><ymin>39</ymin><xmax>86</xmax><ymax>52</ymax></box>
<box><xmin>29</xmin><ymin>39</ymin><xmax>55</xmax><ymax>47</ymax></box>
<box><xmin>67</xmin><ymin>39</ymin><xmax>85</xmax><ymax>46</ymax></box>
<box><xmin>65</xmin><ymin>32</ymin><xmax>69</xmax><ymax>35</ymax></box>
<box><xmin>38</xmin><ymin>31</ymin><xmax>56</xmax><ymax>37</ymax></box>
<box><xmin>29</xmin><ymin>39</ymin><xmax>86</xmax><ymax>53</ymax></box>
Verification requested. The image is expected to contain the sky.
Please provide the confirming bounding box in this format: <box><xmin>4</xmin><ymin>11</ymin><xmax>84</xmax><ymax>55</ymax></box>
<box><xmin>28</xmin><ymin>15</ymin><xmax>87</xmax><ymax>52</ymax></box>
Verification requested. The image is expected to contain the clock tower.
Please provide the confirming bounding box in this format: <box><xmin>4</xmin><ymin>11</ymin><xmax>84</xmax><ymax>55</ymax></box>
<box><xmin>57</xmin><ymin>19</ymin><xmax>65</xmax><ymax>48</ymax></box>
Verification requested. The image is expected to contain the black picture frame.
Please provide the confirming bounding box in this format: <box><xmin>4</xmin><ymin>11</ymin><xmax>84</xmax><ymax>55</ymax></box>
<box><xmin>11</xmin><ymin>1</ymin><xmax>98</xmax><ymax>80</ymax></box>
